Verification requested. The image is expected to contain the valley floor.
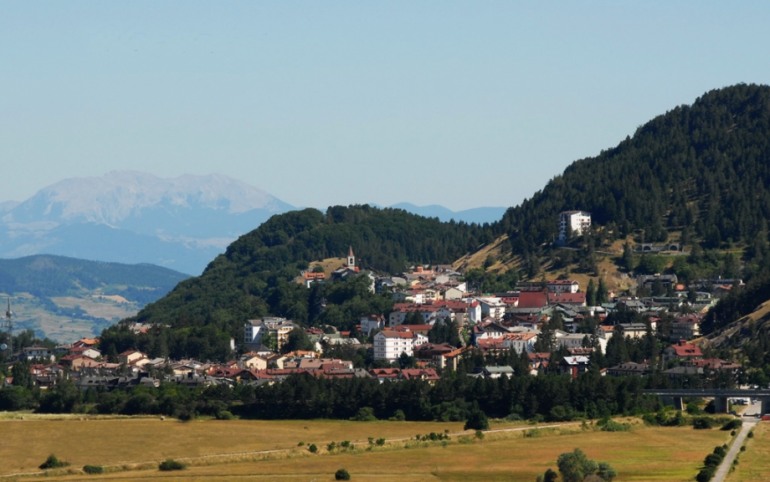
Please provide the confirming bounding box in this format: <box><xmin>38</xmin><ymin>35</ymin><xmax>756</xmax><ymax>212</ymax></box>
<box><xmin>0</xmin><ymin>414</ymin><xmax>747</xmax><ymax>481</ymax></box>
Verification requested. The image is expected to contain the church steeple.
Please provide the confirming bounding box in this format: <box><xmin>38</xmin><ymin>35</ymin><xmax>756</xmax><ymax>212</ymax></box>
<box><xmin>347</xmin><ymin>246</ymin><xmax>356</xmax><ymax>270</ymax></box>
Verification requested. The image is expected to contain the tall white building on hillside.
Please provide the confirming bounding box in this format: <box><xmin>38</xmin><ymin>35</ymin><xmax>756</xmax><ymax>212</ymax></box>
<box><xmin>558</xmin><ymin>211</ymin><xmax>591</xmax><ymax>242</ymax></box>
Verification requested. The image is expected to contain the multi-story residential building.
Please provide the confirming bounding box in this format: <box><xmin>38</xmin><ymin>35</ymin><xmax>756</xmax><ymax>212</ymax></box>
<box><xmin>244</xmin><ymin>317</ymin><xmax>297</xmax><ymax>350</ymax></box>
<box><xmin>373</xmin><ymin>329</ymin><xmax>428</xmax><ymax>362</ymax></box>
<box><xmin>558</xmin><ymin>210</ymin><xmax>591</xmax><ymax>242</ymax></box>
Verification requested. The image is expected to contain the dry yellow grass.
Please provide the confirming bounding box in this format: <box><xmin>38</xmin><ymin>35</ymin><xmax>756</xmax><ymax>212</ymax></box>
<box><xmin>727</xmin><ymin>422</ymin><xmax>770</xmax><ymax>482</ymax></box>
<box><xmin>0</xmin><ymin>416</ymin><xmax>740</xmax><ymax>481</ymax></box>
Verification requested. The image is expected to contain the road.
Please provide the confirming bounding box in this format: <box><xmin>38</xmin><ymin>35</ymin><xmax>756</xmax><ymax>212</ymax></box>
<box><xmin>712</xmin><ymin>399</ymin><xmax>761</xmax><ymax>482</ymax></box>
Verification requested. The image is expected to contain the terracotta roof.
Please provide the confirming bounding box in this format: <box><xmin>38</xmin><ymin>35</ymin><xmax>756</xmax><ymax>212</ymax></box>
<box><xmin>517</xmin><ymin>291</ymin><xmax>548</xmax><ymax>309</ymax></box>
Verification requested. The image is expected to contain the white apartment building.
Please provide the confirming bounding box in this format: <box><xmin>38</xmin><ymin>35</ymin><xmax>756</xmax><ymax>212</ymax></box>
<box><xmin>559</xmin><ymin>211</ymin><xmax>592</xmax><ymax>242</ymax></box>
<box><xmin>373</xmin><ymin>329</ymin><xmax>428</xmax><ymax>362</ymax></box>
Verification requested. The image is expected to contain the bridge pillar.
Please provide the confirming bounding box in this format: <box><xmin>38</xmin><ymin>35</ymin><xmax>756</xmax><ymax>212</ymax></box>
<box><xmin>761</xmin><ymin>397</ymin><xmax>770</xmax><ymax>416</ymax></box>
<box><xmin>713</xmin><ymin>396</ymin><xmax>729</xmax><ymax>414</ymax></box>
<box><xmin>673</xmin><ymin>396</ymin><xmax>684</xmax><ymax>411</ymax></box>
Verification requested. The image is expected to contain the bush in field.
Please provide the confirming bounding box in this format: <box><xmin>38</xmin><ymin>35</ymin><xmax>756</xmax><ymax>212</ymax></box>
<box><xmin>158</xmin><ymin>459</ymin><xmax>186</xmax><ymax>471</ymax></box>
<box><xmin>692</xmin><ymin>417</ymin><xmax>714</xmax><ymax>429</ymax></box>
<box><xmin>83</xmin><ymin>465</ymin><xmax>104</xmax><ymax>474</ymax></box>
<box><xmin>335</xmin><ymin>468</ymin><xmax>351</xmax><ymax>480</ymax></box>
<box><xmin>39</xmin><ymin>454</ymin><xmax>69</xmax><ymax>470</ymax></box>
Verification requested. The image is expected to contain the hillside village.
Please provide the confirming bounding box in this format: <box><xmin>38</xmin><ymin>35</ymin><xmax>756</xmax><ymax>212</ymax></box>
<box><xmin>2</xmin><ymin>212</ymin><xmax>749</xmax><ymax>398</ymax></box>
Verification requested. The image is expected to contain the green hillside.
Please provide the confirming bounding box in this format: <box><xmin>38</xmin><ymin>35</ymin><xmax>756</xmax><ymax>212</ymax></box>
<box><xmin>0</xmin><ymin>255</ymin><xmax>189</xmax><ymax>342</ymax></box>
<box><xmin>501</xmin><ymin>83</ymin><xmax>770</xmax><ymax>264</ymax></box>
<box><xmin>100</xmin><ymin>206</ymin><xmax>492</xmax><ymax>359</ymax></box>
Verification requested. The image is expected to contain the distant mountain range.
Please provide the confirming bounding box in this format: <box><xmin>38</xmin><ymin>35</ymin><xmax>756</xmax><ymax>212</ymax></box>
<box><xmin>0</xmin><ymin>171</ymin><xmax>506</xmax><ymax>274</ymax></box>
<box><xmin>0</xmin><ymin>171</ymin><xmax>295</xmax><ymax>275</ymax></box>
<box><xmin>388</xmin><ymin>203</ymin><xmax>506</xmax><ymax>225</ymax></box>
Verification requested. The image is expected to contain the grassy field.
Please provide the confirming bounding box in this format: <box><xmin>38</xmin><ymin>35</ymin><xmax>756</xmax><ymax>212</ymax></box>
<box><xmin>0</xmin><ymin>414</ymin><xmax>741</xmax><ymax>481</ymax></box>
<box><xmin>727</xmin><ymin>422</ymin><xmax>770</xmax><ymax>482</ymax></box>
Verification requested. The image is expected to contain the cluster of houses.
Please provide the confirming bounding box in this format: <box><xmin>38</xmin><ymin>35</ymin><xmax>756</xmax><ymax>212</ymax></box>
<box><xmin>1</xmin><ymin>240</ymin><xmax>748</xmax><ymax>392</ymax></box>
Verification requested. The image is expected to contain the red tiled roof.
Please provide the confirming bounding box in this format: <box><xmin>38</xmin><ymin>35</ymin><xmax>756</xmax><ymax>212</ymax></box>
<box><xmin>517</xmin><ymin>291</ymin><xmax>548</xmax><ymax>309</ymax></box>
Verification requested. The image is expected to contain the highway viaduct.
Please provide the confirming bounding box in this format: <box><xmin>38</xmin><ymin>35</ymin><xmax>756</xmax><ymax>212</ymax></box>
<box><xmin>643</xmin><ymin>389</ymin><xmax>770</xmax><ymax>414</ymax></box>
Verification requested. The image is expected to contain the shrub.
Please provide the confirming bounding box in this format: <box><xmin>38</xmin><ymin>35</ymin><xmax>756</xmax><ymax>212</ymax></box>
<box><xmin>696</xmin><ymin>466</ymin><xmax>715</xmax><ymax>482</ymax></box>
<box><xmin>215</xmin><ymin>410</ymin><xmax>234</xmax><ymax>420</ymax></box>
<box><xmin>308</xmin><ymin>444</ymin><xmax>318</xmax><ymax>453</ymax></box>
<box><xmin>39</xmin><ymin>454</ymin><xmax>69</xmax><ymax>470</ymax></box>
<box><xmin>389</xmin><ymin>409</ymin><xmax>406</xmax><ymax>421</ymax></box>
<box><xmin>721</xmin><ymin>419</ymin><xmax>742</xmax><ymax>431</ymax></box>
<box><xmin>704</xmin><ymin>453</ymin><xmax>723</xmax><ymax>467</ymax></box>
<box><xmin>692</xmin><ymin>417</ymin><xmax>714</xmax><ymax>429</ymax></box>
<box><xmin>748</xmin><ymin>431</ymin><xmax>754</xmax><ymax>438</ymax></box>
<box><xmin>335</xmin><ymin>468</ymin><xmax>351</xmax><ymax>480</ymax></box>
<box><xmin>351</xmin><ymin>407</ymin><xmax>377</xmax><ymax>421</ymax></box>
<box><xmin>475</xmin><ymin>430</ymin><xmax>485</xmax><ymax>440</ymax></box>
<box><xmin>598</xmin><ymin>417</ymin><xmax>631</xmax><ymax>432</ymax></box>
<box><xmin>83</xmin><ymin>465</ymin><xmax>104</xmax><ymax>474</ymax></box>
<box><xmin>464</xmin><ymin>407</ymin><xmax>489</xmax><ymax>431</ymax></box>
<box><xmin>158</xmin><ymin>459</ymin><xmax>186</xmax><ymax>471</ymax></box>
<box><xmin>375</xmin><ymin>438</ymin><xmax>385</xmax><ymax>446</ymax></box>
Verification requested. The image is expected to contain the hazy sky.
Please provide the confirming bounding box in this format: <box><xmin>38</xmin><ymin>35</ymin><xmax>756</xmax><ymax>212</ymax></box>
<box><xmin>2</xmin><ymin>2</ymin><xmax>769</xmax><ymax>210</ymax></box>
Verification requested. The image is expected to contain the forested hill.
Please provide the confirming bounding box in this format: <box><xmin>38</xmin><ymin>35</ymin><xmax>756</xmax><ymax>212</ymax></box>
<box><xmin>106</xmin><ymin>206</ymin><xmax>493</xmax><ymax>359</ymax></box>
<box><xmin>500</xmin><ymin>83</ymin><xmax>770</xmax><ymax>255</ymax></box>
<box><xmin>0</xmin><ymin>255</ymin><xmax>188</xmax><ymax>304</ymax></box>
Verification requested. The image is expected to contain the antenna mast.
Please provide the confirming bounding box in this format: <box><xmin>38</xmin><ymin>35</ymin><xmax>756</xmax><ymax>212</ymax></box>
<box><xmin>2</xmin><ymin>298</ymin><xmax>12</xmax><ymax>354</ymax></box>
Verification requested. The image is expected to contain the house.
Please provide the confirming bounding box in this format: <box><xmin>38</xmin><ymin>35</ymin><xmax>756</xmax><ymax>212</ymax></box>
<box><xmin>527</xmin><ymin>352</ymin><xmax>551</xmax><ymax>375</ymax></box>
<box><xmin>548</xmin><ymin>292</ymin><xmax>586</xmax><ymax>307</ymax></box>
<box><xmin>369</xmin><ymin>367</ymin><xmax>401</xmax><ymax>382</ymax></box>
<box><xmin>21</xmin><ymin>346</ymin><xmax>55</xmax><ymax>362</ymax></box>
<box><xmin>561</xmin><ymin>356</ymin><xmax>590</xmax><ymax>379</ymax></box>
<box><xmin>670</xmin><ymin>314</ymin><xmax>702</xmax><ymax>340</ymax></box>
<box><xmin>607</xmin><ymin>361</ymin><xmax>650</xmax><ymax>377</ymax></box>
<box><xmin>60</xmin><ymin>354</ymin><xmax>101</xmax><ymax>370</ymax></box>
<box><xmin>301</xmin><ymin>271</ymin><xmax>326</xmax><ymax>288</ymax></box>
<box><xmin>617</xmin><ymin>323</ymin><xmax>649</xmax><ymax>339</ymax></box>
<box><xmin>690</xmin><ymin>358</ymin><xmax>742</xmax><ymax>381</ymax></box>
<box><xmin>373</xmin><ymin>329</ymin><xmax>428</xmax><ymax>362</ymax></box>
<box><xmin>118</xmin><ymin>349</ymin><xmax>147</xmax><ymax>366</ymax></box>
<box><xmin>400</xmin><ymin>368</ymin><xmax>440</xmax><ymax>383</ymax></box>
<box><xmin>473</xmin><ymin>320</ymin><xmax>511</xmax><ymax>340</ymax></box>
<box><xmin>69</xmin><ymin>345</ymin><xmax>102</xmax><ymax>359</ymax></box>
<box><xmin>443</xmin><ymin>286</ymin><xmax>465</xmax><ymax>301</ymax></box>
<box><xmin>547</xmin><ymin>280</ymin><xmax>580</xmax><ymax>294</ymax></box>
<box><xmin>388</xmin><ymin>303</ymin><xmax>440</xmax><ymax>326</ymax></box>
<box><xmin>508</xmin><ymin>290</ymin><xmax>549</xmax><ymax>315</ymax></box>
<box><xmin>663</xmin><ymin>340</ymin><xmax>703</xmax><ymax>363</ymax></box>
<box><xmin>477</xmin><ymin>297</ymin><xmax>506</xmax><ymax>321</ymax></box>
<box><xmin>554</xmin><ymin>331</ymin><xmax>594</xmax><ymax>352</ymax></box>
<box><xmin>482</xmin><ymin>365</ymin><xmax>515</xmax><ymax>379</ymax></box>
<box><xmin>441</xmin><ymin>346</ymin><xmax>471</xmax><ymax>371</ymax></box>
<box><xmin>359</xmin><ymin>315</ymin><xmax>385</xmax><ymax>337</ymax></box>
<box><xmin>240</xmin><ymin>352</ymin><xmax>270</xmax><ymax>370</ymax></box>
<box><xmin>502</xmin><ymin>332</ymin><xmax>538</xmax><ymax>354</ymax></box>
<box><xmin>637</xmin><ymin>274</ymin><xmax>679</xmax><ymax>291</ymax></box>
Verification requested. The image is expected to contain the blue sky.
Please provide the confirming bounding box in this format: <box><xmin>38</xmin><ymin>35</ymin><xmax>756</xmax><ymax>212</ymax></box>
<box><xmin>1</xmin><ymin>2</ymin><xmax>769</xmax><ymax>210</ymax></box>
